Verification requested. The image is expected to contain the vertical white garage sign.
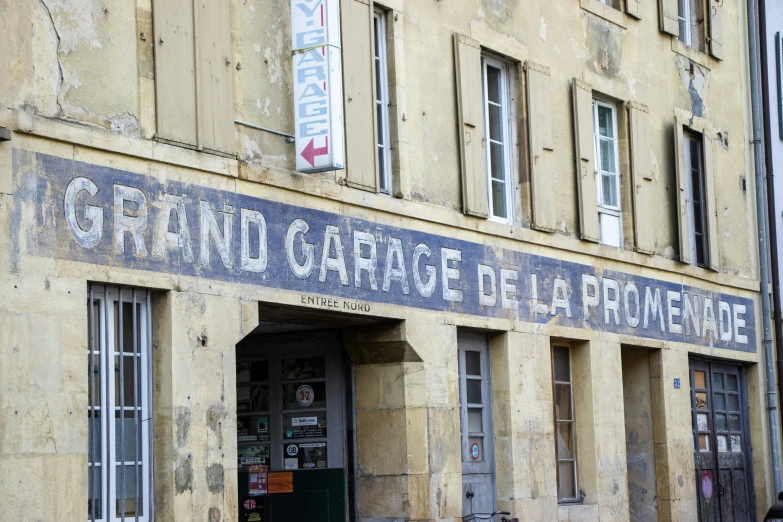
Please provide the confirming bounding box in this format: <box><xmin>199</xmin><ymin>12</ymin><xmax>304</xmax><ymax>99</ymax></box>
<box><xmin>291</xmin><ymin>0</ymin><xmax>345</xmax><ymax>173</ymax></box>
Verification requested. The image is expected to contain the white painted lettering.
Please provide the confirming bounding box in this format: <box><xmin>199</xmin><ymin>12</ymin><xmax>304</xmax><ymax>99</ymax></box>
<box><xmin>201</xmin><ymin>202</ymin><xmax>234</xmax><ymax>269</ymax></box>
<box><xmin>382</xmin><ymin>238</ymin><xmax>409</xmax><ymax>294</ymax></box>
<box><xmin>353</xmin><ymin>231</ymin><xmax>378</xmax><ymax>290</ymax></box>
<box><xmin>478</xmin><ymin>265</ymin><xmax>497</xmax><ymax>307</ymax></box>
<box><xmin>682</xmin><ymin>293</ymin><xmax>700</xmax><ymax>336</ymax></box>
<box><xmin>733</xmin><ymin>304</ymin><xmax>748</xmax><ymax>344</ymax></box>
<box><xmin>531</xmin><ymin>274</ymin><xmax>549</xmax><ymax>315</ymax></box>
<box><xmin>152</xmin><ymin>194</ymin><xmax>193</xmax><ymax>262</ymax></box>
<box><xmin>441</xmin><ymin>248</ymin><xmax>463</xmax><ymax>302</ymax></box>
<box><xmin>286</xmin><ymin>218</ymin><xmax>315</xmax><ymax>279</ymax></box>
<box><xmin>643</xmin><ymin>287</ymin><xmax>665</xmax><ymax>331</ymax></box>
<box><xmin>602</xmin><ymin>278</ymin><xmax>620</xmax><ymax>325</ymax></box>
<box><xmin>582</xmin><ymin>274</ymin><xmax>600</xmax><ymax>320</ymax></box>
<box><xmin>319</xmin><ymin>225</ymin><xmax>349</xmax><ymax>285</ymax></box>
<box><xmin>551</xmin><ymin>278</ymin><xmax>571</xmax><ymax>317</ymax></box>
<box><xmin>412</xmin><ymin>243</ymin><xmax>436</xmax><ymax>298</ymax></box>
<box><xmin>500</xmin><ymin>269</ymin><xmax>518</xmax><ymax>311</ymax></box>
<box><xmin>667</xmin><ymin>290</ymin><xmax>682</xmax><ymax>335</ymax></box>
<box><xmin>718</xmin><ymin>301</ymin><xmax>732</xmax><ymax>342</ymax></box>
<box><xmin>65</xmin><ymin>177</ymin><xmax>104</xmax><ymax>249</ymax></box>
<box><xmin>623</xmin><ymin>283</ymin><xmax>640</xmax><ymax>328</ymax></box>
<box><xmin>702</xmin><ymin>298</ymin><xmax>718</xmax><ymax>340</ymax></box>
<box><xmin>240</xmin><ymin>208</ymin><xmax>267</xmax><ymax>273</ymax></box>
<box><xmin>113</xmin><ymin>184</ymin><xmax>147</xmax><ymax>256</ymax></box>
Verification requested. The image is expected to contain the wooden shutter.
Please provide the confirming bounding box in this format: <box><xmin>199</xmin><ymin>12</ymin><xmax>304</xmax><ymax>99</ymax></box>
<box><xmin>658</xmin><ymin>0</ymin><xmax>679</xmax><ymax>36</ymax></box>
<box><xmin>673</xmin><ymin>118</ymin><xmax>690</xmax><ymax>264</ymax></box>
<box><xmin>153</xmin><ymin>0</ymin><xmax>198</xmax><ymax>146</ymax></box>
<box><xmin>342</xmin><ymin>0</ymin><xmax>378</xmax><ymax>192</ymax></box>
<box><xmin>572</xmin><ymin>79</ymin><xmax>600</xmax><ymax>243</ymax></box>
<box><xmin>627</xmin><ymin>102</ymin><xmax>655</xmax><ymax>254</ymax></box>
<box><xmin>703</xmin><ymin>137</ymin><xmax>720</xmax><ymax>271</ymax></box>
<box><xmin>526</xmin><ymin>61</ymin><xmax>556</xmax><ymax>232</ymax></box>
<box><xmin>626</xmin><ymin>0</ymin><xmax>642</xmax><ymax>20</ymax></box>
<box><xmin>708</xmin><ymin>0</ymin><xmax>723</xmax><ymax>60</ymax></box>
<box><xmin>454</xmin><ymin>34</ymin><xmax>488</xmax><ymax>218</ymax></box>
<box><xmin>194</xmin><ymin>0</ymin><xmax>235</xmax><ymax>153</ymax></box>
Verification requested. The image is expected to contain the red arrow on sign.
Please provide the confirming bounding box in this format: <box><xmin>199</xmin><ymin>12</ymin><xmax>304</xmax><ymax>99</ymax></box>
<box><xmin>301</xmin><ymin>137</ymin><xmax>329</xmax><ymax>167</ymax></box>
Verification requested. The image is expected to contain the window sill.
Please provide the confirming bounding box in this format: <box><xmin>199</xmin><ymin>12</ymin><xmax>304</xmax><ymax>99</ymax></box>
<box><xmin>671</xmin><ymin>38</ymin><xmax>712</xmax><ymax>70</ymax></box>
<box><xmin>558</xmin><ymin>503</ymin><xmax>599</xmax><ymax>520</ymax></box>
<box><xmin>579</xmin><ymin>0</ymin><xmax>627</xmax><ymax>29</ymax></box>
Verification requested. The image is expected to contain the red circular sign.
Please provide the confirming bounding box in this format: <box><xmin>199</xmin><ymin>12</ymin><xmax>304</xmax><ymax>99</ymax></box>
<box><xmin>243</xmin><ymin>499</ymin><xmax>257</xmax><ymax>510</ymax></box>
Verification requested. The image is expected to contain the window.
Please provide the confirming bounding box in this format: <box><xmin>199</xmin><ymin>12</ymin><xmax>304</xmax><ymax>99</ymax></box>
<box><xmin>374</xmin><ymin>9</ymin><xmax>392</xmax><ymax>194</ymax></box>
<box><xmin>677</xmin><ymin>0</ymin><xmax>705</xmax><ymax>51</ymax></box>
<box><xmin>552</xmin><ymin>345</ymin><xmax>578</xmax><ymax>502</ymax></box>
<box><xmin>482</xmin><ymin>56</ymin><xmax>514</xmax><ymax>222</ymax></box>
<box><xmin>684</xmin><ymin>132</ymin><xmax>709</xmax><ymax>267</ymax></box>
<box><xmin>593</xmin><ymin>101</ymin><xmax>622</xmax><ymax>247</ymax></box>
<box><xmin>597</xmin><ymin>0</ymin><xmax>621</xmax><ymax>9</ymax></box>
<box><xmin>88</xmin><ymin>285</ymin><xmax>153</xmax><ymax>522</ymax></box>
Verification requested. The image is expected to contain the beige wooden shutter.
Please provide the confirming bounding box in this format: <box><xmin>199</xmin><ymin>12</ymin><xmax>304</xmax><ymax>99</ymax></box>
<box><xmin>626</xmin><ymin>0</ymin><xmax>642</xmax><ymax>20</ymax></box>
<box><xmin>572</xmin><ymin>79</ymin><xmax>600</xmax><ymax>243</ymax></box>
<box><xmin>703</xmin><ymin>137</ymin><xmax>720</xmax><ymax>271</ymax></box>
<box><xmin>153</xmin><ymin>0</ymin><xmax>198</xmax><ymax>146</ymax></box>
<box><xmin>526</xmin><ymin>61</ymin><xmax>556</xmax><ymax>232</ymax></box>
<box><xmin>627</xmin><ymin>102</ymin><xmax>655</xmax><ymax>254</ymax></box>
<box><xmin>342</xmin><ymin>0</ymin><xmax>378</xmax><ymax>192</ymax></box>
<box><xmin>454</xmin><ymin>34</ymin><xmax>488</xmax><ymax>218</ymax></box>
<box><xmin>708</xmin><ymin>0</ymin><xmax>723</xmax><ymax>60</ymax></box>
<box><xmin>194</xmin><ymin>0</ymin><xmax>235</xmax><ymax>153</ymax></box>
<box><xmin>658</xmin><ymin>0</ymin><xmax>679</xmax><ymax>36</ymax></box>
<box><xmin>673</xmin><ymin>118</ymin><xmax>691</xmax><ymax>264</ymax></box>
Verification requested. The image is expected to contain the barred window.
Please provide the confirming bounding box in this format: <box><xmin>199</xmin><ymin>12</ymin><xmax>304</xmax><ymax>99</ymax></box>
<box><xmin>88</xmin><ymin>285</ymin><xmax>153</xmax><ymax>522</ymax></box>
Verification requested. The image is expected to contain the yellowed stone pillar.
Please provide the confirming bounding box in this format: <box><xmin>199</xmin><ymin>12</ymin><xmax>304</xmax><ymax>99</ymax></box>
<box><xmin>650</xmin><ymin>348</ymin><xmax>698</xmax><ymax>522</ymax></box>
<box><xmin>490</xmin><ymin>331</ymin><xmax>559</xmax><ymax>520</ymax></box>
<box><xmin>152</xmin><ymin>290</ymin><xmax>249</xmax><ymax>522</ymax></box>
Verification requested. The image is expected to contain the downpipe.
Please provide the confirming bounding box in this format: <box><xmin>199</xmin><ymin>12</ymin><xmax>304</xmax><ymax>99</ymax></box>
<box><xmin>747</xmin><ymin>0</ymin><xmax>783</xmax><ymax>495</ymax></box>
<box><xmin>757</xmin><ymin>0</ymin><xmax>783</xmax><ymax>458</ymax></box>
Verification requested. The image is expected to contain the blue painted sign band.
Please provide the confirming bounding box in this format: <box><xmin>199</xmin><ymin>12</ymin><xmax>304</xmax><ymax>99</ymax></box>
<box><xmin>13</xmin><ymin>150</ymin><xmax>756</xmax><ymax>352</ymax></box>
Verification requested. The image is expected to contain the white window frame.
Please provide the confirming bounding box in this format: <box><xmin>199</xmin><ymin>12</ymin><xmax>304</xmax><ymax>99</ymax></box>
<box><xmin>373</xmin><ymin>9</ymin><xmax>392</xmax><ymax>195</ymax></box>
<box><xmin>593</xmin><ymin>100</ymin><xmax>622</xmax><ymax>248</ymax></box>
<box><xmin>678</xmin><ymin>0</ymin><xmax>692</xmax><ymax>46</ymax></box>
<box><xmin>481</xmin><ymin>56</ymin><xmax>514</xmax><ymax>224</ymax></box>
<box><xmin>88</xmin><ymin>285</ymin><xmax>153</xmax><ymax>522</ymax></box>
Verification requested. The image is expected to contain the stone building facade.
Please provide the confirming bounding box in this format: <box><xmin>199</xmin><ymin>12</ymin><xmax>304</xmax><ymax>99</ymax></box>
<box><xmin>0</xmin><ymin>0</ymin><xmax>777</xmax><ymax>521</ymax></box>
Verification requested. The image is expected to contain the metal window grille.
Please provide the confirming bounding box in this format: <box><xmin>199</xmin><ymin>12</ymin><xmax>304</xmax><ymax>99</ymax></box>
<box><xmin>88</xmin><ymin>284</ymin><xmax>153</xmax><ymax>522</ymax></box>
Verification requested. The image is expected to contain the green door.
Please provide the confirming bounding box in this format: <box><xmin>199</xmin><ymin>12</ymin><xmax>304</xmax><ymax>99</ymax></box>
<box><xmin>270</xmin><ymin>469</ymin><xmax>346</xmax><ymax>522</ymax></box>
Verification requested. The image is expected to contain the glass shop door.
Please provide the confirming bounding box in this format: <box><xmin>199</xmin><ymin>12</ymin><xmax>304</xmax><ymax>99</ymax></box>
<box><xmin>236</xmin><ymin>334</ymin><xmax>347</xmax><ymax>522</ymax></box>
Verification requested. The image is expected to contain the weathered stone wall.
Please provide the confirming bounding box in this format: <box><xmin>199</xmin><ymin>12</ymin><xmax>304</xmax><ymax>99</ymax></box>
<box><xmin>0</xmin><ymin>0</ymin><xmax>777</xmax><ymax>521</ymax></box>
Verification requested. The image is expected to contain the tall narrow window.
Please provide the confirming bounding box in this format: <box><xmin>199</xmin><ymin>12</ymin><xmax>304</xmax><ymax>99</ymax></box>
<box><xmin>684</xmin><ymin>132</ymin><xmax>709</xmax><ymax>267</ymax></box>
<box><xmin>593</xmin><ymin>101</ymin><xmax>622</xmax><ymax>247</ymax></box>
<box><xmin>482</xmin><ymin>56</ymin><xmax>513</xmax><ymax>223</ymax></box>
<box><xmin>677</xmin><ymin>0</ymin><xmax>691</xmax><ymax>46</ymax></box>
<box><xmin>374</xmin><ymin>9</ymin><xmax>392</xmax><ymax>194</ymax></box>
<box><xmin>88</xmin><ymin>285</ymin><xmax>153</xmax><ymax>522</ymax></box>
<box><xmin>552</xmin><ymin>345</ymin><xmax>578</xmax><ymax>502</ymax></box>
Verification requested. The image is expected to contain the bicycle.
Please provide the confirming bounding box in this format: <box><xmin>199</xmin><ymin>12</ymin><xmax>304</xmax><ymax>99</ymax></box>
<box><xmin>462</xmin><ymin>511</ymin><xmax>518</xmax><ymax>522</ymax></box>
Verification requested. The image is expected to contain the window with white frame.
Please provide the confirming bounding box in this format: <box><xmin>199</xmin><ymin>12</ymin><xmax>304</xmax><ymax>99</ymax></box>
<box><xmin>597</xmin><ymin>0</ymin><xmax>621</xmax><ymax>9</ymax></box>
<box><xmin>88</xmin><ymin>284</ymin><xmax>153</xmax><ymax>522</ymax></box>
<box><xmin>482</xmin><ymin>56</ymin><xmax>513</xmax><ymax>222</ymax></box>
<box><xmin>552</xmin><ymin>345</ymin><xmax>578</xmax><ymax>502</ymax></box>
<box><xmin>684</xmin><ymin>131</ymin><xmax>709</xmax><ymax>267</ymax></box>
<box><xmin>374</xmin><ymin>9</ymin><xmax>392</xmax><ymax>194</ymax></box>
<box><xmin>677</xmin><ymin>0</ymin><xmax>705</xmax><ymax>51</ymax></box>
<box><xmin>593</xmin><ymin>101</ymin><xmax>622</xmax><ymax>247</ymax></box>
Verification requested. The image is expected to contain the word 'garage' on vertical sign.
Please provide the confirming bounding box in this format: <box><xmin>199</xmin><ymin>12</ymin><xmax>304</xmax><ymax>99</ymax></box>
<box><xmin>291</xmin><ymin>0</ymin><xmax>345</xmax><ymax>173</ymax></box>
